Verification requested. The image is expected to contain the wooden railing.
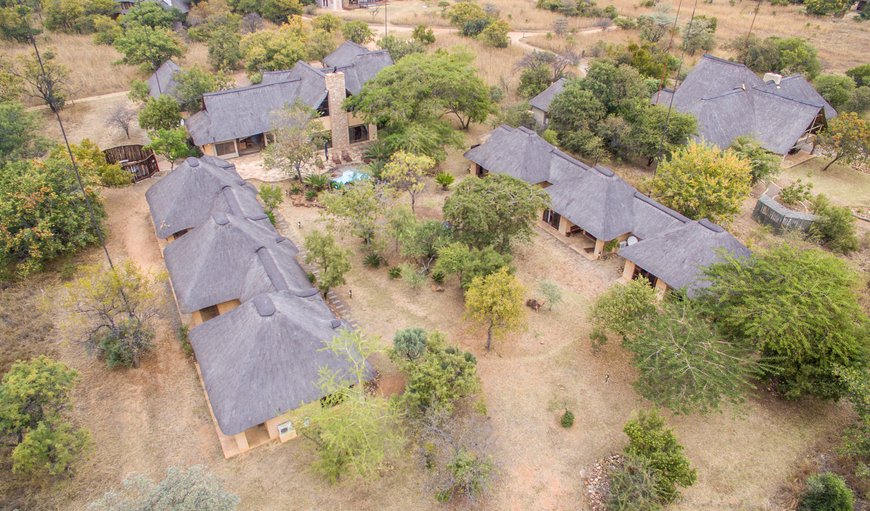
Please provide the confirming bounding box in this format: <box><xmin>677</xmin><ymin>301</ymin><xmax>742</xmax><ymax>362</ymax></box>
<box><xmin>103</xmin><ymin>145</ymin><xmax>160</xmax><ymax>182</ymax></box>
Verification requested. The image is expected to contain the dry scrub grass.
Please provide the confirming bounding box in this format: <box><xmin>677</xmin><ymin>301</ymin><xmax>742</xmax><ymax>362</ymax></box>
<box><xmin>2</xmin><ymin>34</ymin><xmax>211</xmax><ymax>104</ymax></box>
<box><xmin>430</xmin><ymin>32</ymin><xmax>527</xmax><ymax>98</ymax></box>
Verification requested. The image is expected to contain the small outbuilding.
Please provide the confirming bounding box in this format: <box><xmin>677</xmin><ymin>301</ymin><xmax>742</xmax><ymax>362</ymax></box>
<box><xmin>529</xmin><ymin>77</ymin><xmax>566</xmax><ymax>128</ymax></box>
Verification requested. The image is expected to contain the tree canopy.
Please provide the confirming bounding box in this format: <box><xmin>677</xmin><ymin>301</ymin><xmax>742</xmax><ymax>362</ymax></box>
<box><xmin>464</xmin><ymin>267</ymin><xmax>525</xmax><ymax>351</ymax></box>
<box><xmin>113</xmin><ymin>24</ymin><xmax>185</xmax><ymax>71</ymax></box>
<box><xmin>649</xmin><ymin>141</ymin><xmax>752</xmax><ymax>224</ymax></box>
<box><xmin>443</xmin><ymin>174</ymin><xmax>550</xmax><ymax>253</ymax></box>
<box><xmin>700</xmin><ymin>244</ymin><xmax>870</xmax><ymax>400</ymax></box>
<box><xmin>89</xmin><ymin>465</ymin><xmax>239</xmax><ymax>510</ymax></box>
<box><xmin>262</xmin><ymin>101</ymin><xmax>324</xmax><ymax>181</ymax></box>
<box><xmin>817</xmin><ymin>112</ymin><xmax>869</xmax><ymax>171</ymax></box>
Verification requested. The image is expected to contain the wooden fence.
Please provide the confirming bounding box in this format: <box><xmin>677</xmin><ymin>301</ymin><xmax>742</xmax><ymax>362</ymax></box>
<box><xmin>103</xmin><ymin>145</ymin><xmax>159</xmax><ymax>182</ymax></box>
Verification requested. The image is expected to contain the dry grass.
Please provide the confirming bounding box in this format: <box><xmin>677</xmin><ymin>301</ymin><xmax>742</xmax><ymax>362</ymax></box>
<box><xmin>2</xmin><ymin>34</ymin><xmax>211</xmax><ymax>104</ymax></box>
<box><xmin>524</xmin><ymin>27</ymin><xmax>637</xmax><ymax>54</ymax></box>
<box><xmin>429</xmin><ymin>32</ymin><xmax>527</xmax><ymax>98</ymax></box>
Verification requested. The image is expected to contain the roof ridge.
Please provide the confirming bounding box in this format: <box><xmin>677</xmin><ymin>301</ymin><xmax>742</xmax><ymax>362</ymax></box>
<box><xmin>202</xmin><ymin>78</ymin><xmax>302</xmax><ymax>98</ymax></box>
<box><xmin>701</xmin><ymin>88</ymin><xmax>747</xmax><ymax>101</ymax></box>
<box><xmin>633</xmin><ymin>192</ymin><xmax>690</xmax><ymax>223</ymax></box>
<box><xmin>701</xmin><ymin>54</ymin><xmax>748</xmax><ymax>68</ymax></box>
<box><xmin>256</xmin><ymin>247</ymin><xmax>290</xmax><ymax>292</ymax></box>
<box><xmin>750</xmin><ymin>85</ymin><xmax>825</xmax><ymax>109</ymax></box>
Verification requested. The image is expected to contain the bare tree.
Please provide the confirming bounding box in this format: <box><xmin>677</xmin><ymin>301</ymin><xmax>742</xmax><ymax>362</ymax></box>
<box><xmin>10</xmin><ymin>50</ymin><xmax>70</xmax><ymax>113</ymax></box>
<box><xmin>515</xmin><ymin>50</ymin><xmax>578</xmax><ymax>82</ymax></box>
<box><xmin>240</xmin><ymin>12</ymin><xmax>263</xmax><ymax>34</ymax></box>
<box><xmin>106</xmin><ymin>104</ymin><xmax>136</xmax><ymax>139</ymax></box>
<box><xmin>263</xmin><ymin>101</ymin><xmax>325</xmax><ymax>182</ymax></box>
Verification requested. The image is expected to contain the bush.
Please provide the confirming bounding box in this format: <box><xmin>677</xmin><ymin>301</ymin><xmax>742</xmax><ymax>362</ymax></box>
<box><xmin>778</xmin><ymin>179</ymin><xmax>813</xmax><ymax>206</ymax></box>
<box><xmin>607</xmin><ymin>455</ymin><xmax>664</xmax><ymax>511</ymax></box>
<box><xmin>363</xmin><ymin>251</ymin><xmax>383</xmax><ymax>268</ymax></box>
<box><xmin>397</xmin><ymin>332</ymin><xmax>480</xmax><ymax>415</ymax></box>
<box><xmin>478</xmin><ymin>19</ymin><xmax>510</xmax><ymax>48</ymax></box>
<box><xmin>413</xmin><ymin>24</ymin><xmax>436</xmax><ymax>44</ymax></box>
<box><xmin>392</xmin><ymin>327</ymin><xmax>428</xmax><ymax>361</ymax></box>
<box><xmin>312</xmin><ymin>13</ymin><xmax>343</xmax><ymax>32</ymax></box>
<box><xmin>623</xmin><ymin>409</ymin><xmax>696</xmax><ymax>504</ymax></box>
<box><xmin>799</xmin><ymin>473</ymin><xmax>854</xmax><ymax>511</ymax></box>
<box><xmin>810</xmin><ymin>194</ymin><xmax>859</xmax><ymax>254</ymax></box>
<box><xmin>138</xmin><ymin>95</ymin><xmax>182</xmax><ymax>131</ymax></box>
<box><xmin>11</xmin><ymin>420</ymin><xmax>89</xmax><ymax>477</ymax></box>
<box><xmin>435</xmin><ymin>171</ymin><xmax>455</xmax><ymax>190</ymax></box>
<box><xmin>342</xmin><ymin>20</ymin><xmax>374</xmax><ymax>44</ymax></box>
<box><xmin>560</xmin><ymin>410</ymin><xmax>574</xmax><ymax>428</ymax></box>
<box><xmin>388</xmin><ymin>266</ymin><xmax>402</xmax><ymax>279</ymax></box>
<box><xmin>258</xmin><ymin>184</ymin><xmax>283</xmax><ymax>213</ymax></box>
<box><xmin>431</xmin><ymin>270</ymin><xmax>445</xmax><ymax>284</ymax></box>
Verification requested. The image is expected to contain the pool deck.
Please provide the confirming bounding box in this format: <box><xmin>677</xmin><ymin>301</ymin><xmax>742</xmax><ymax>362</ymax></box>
<box><xmin>230</xmin><ymin>147</ymin><xmax>369</xmax><ymax>183</ymax></box>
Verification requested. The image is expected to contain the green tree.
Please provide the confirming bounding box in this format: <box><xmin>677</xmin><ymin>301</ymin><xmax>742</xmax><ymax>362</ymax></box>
<box><xmin>312</xmin><ymin>13</ymin><xmax>343</xmax><ymax>32</ymax></box>
<box><xmin>538</xmin><ymin>280</ymin><xmax>562</xmax><ymax>311</ymax></box>
<box><xmin>649</xmin><ymin>141</ymin><xmax>752</xmax><ymax>224</ymax></box>
<box><xmin>114</xmin><ymin>25</ymin><xmax>185</xmax><ymax>71</ymax></box>
<box><xmin>92</xmin><ymin>15</ymin><xmax>122</xmax><ymax>45</ymax></box>
<box><xmin>589</xmin><ymin>277</ymin><xmax>657</xmax><ymax>347</ymax></box>
<box><xmin>0</xmin><ymin>155</ymin><xmax>105</xmax><ymax>275</ymax></box>
<box><xmin>700</xmin><ymin>245</ymin><xmax>870</xmax><ymax>400</ymax></box>
<box><xmin>377</xmin><ymin>35</ymin><xmax>425</xmax><ymax>62</ymax></box>
<box><xmin>814</xmin><ymin>74</ymin><xmax>856</xmax><ymax>111</ymax></box>
<box><xmin>304</xmin><ymin>230</ymin><xmax>351</xmax><ymax>295</ymax></box>
<box><xmin>844</xmin><ymin>86</ymin><xmax>870</xmax><ymax>115</ymax></box>
<box><xmin>434</xmin><ymin>242</ymin><xmax>513</xmax><ymax>290</ymax></box>
<box><xmin>128</xmin><ymin>79</ymin><xmax>150</xmax><ymax>103</ymax></box>
<box><xmin>834</xmin><ymin>366</ymin><xmax>870</xmax><ymax>484</ymax></box>
<box><xmin>623</xmin><ymin>299</ymin><xmax>759</xmax><ymax>415</ymax></box>
<box><xmin>382</xmin><ymin>151</ymin><xmax>434</xmax><ymax>214</ymax></box>
<box><xmin>43</xmin><ymin>0</ymin><xmax>114</xmax><ymax>34</ymax></box>
<box><xmin>398</xmin><ymin>218</ymin><xmax>451</xmax><ymax>271</ymax></box>
<box><xmin>606</xmin><ymin>455</ymin><xmax>664</xmax><ymax>511</ymax></box>
<box><xmin>11</xmin><ymin>419</ymin><xmax>89</xmax><ymax>477</ymax></box>
<box><xmin>817</xmin><ymin>112</ymin><xmax>870</xmax><ymax>171</ymax></box>
<box><xmin>138</xmin><ymin>95</ymin><xmax>182</xmax><ymax>131</ymax></box>
<box><xmin>623</xmin><ymin>409</ymin><xmax>696</xmax><ymax>504</ymax></box>
<box><xmin>60</xmin><ymin>261</ymin><xmax>162</xmax><ymax>369</ymax></box>
<box><xmin>207</xmin><ymin>27</ymin><xmax>242</xmax><ymax>72</ymax></box>
<box><xmin>798</xmin><ymin>473</ymin><xmax>854</xmax><ymax>511</ymax></box>
<box><xmin>845</xmin><ymin>64</ymin><xmax>870</xmax><ymax>87</ymax></box>
<box><xmin>342</xmin><ymin>20</ymin><xmax>374</xmax><ymax>44</ymax></box>
<box><xmin>412</xmin><ymin>24</ymin><xmax>435</xmax><ymax>44</ymax></box>
<box><xmin>623</xmin><ymin>104</ymin><xmax>697</xmax><ymax>165</ymax></box>
<box><xmin>465</xmin><ymin>267</ymin><xmax>525</xmax><ymax>351</ymax></box>
<box><xmin>0</xmin><ymin>4</ymin><xmax>36</xmax><ymax>42</ymax></box>
<box><xmin>0</xmin><ymin>356</ymin><xmax>78</xmax><ymax>442</ymax></box>
<box><xmin>680</xmin><ymin>17</ymin><xmax>715</xmax><ymax>55</ymax></box>
<box><xmin>88</xmin><ymin>465</ymin><xmax>240</xmax><ymax>510</ymax></box>
<box><xmin>478</xmin><ymin>19</ymin><xmax>510</xmax><ymax>48</ymax></box>
<box><xmin>774</xmin><ymin>37</ymin><xmax>822</xmax><ymax>79</ymax></box>
<box><xmin>172</xmin><ymin>67</ymin><xmax>231</xmax><ymax>113</ymax></box>
<box><xmin>517</xmin><ymin>64</ymin><xmax>553</xmax><ymax>99</ymax></box>
<box><xmin>259</xmin><ymin>0</ymin><xmax>303</xmax><ymax>23</ymax></box>
<box><xmin>729</xmin><ymin>136</ymin><xmax>781</xmax><ymax>184</ymax></box>
<box><xmin>13</xmin><ymin>50</ymin><xmax>70</xmax><ymax>113</ymax></box>
<box><xmin>240</xmin><ymin>22</ymin><xmax>310</xmax><ymax>75</ymax></box>
<box><xmin>392</xmin><ymin>327</ymin><xmax>428</xmax><ymax>361</ymax></box>
<box><xmin>307</xmin><ymin>330</ymin><xmax>402</xmax><ymax>482</ymax></box>
<box><xmin>0</xmin><ymin>101</ymin><xmax>48</xmax><ymax>165</ymax></box>
<box><xmin>804</xmin><ymin>0</ymin><xmax>851</xmax><ymax>16</ymax></box>
<box><xmin>637</xmin><ymin>11</ymin><xmax>674</xmax><ymax>43</ymax></box>
<box><xmin>443</xmin><ymin>174</ymin><xmax>550</xmax><ymax>253</ymax></box>
<box><xmin>809</xmin><ymin>194</ymin><xmax>859</xmax><ymax>254</ymax></box>
<box><xmin>144</xmin><ymin>127</ymin><xmax>192</xmax><ymax>170</ymax></box>
<box><xmin>345</xmin><ymin>50</ymin><xmax>494</xmax><ymax>131</ymax></box>
<box><xmin>257</xmin><ymin>184</ymin><xmax>283</xmax><ymax>214</ymax></box>
<box><xmin>262</xmin><ymin>101</ymin><xmax>324</xmax><ymax>181</ymax></box>
<box><xmin>62</xmin><ymin>138</ymin><xmax>131</xmax><ymax>187</ymax></box>
<box><xmin>394</xmin><ymin>331</ymin><xmax>480</xmax><ymax>415</ymax></box>
<box><xmin>321</xmin><ymin>180</ymin><xmax>391</xmax><ymax>246</ymax></box>
<box><xmin>445</xmin><ymin>2</ymin><xmax>489</xmax><ymax>28</ymax></box>
<box><xmin>120</xmin><ymin>1</ymin><xmax>180</xmax><ymax>29</ymax></box>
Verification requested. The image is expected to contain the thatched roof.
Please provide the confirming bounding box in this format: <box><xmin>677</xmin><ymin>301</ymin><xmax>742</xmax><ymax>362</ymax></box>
<box><xmin>187</xmin><ymin>46</ymin><xmax>391</xmax><ymax>146</ymax></box>
<box><xmin>466</xmin><ymin>125</ymin><xmax>748</xmax><ymax>291</ymax></box>
<box><xmin>189</xmin><ymin>291</ymin><xmax>353</xmax><ymax>436</ymax></box>
<box><xmin>186</xmin><ymin>77</ymin><xmax>327</xmax><ymax>146</ymax></box>
<box><xmin>147</xmin><ymin>60</ymin><xmax>180</xmax><ymax>99</ymax></box>
<box><xmin>145</xmin><ymin>157</ymin><xmax>250</xmax><ymax>238</ymax></box>
<box><xmin>652</xmin><ymin>55</ymin><xmax>833</xmax><ymax>155</ymax></box>
<box><xmin>529</xmin><ymin>77</ymin><xmax>567</xmax><ymax>112</ymax></box>
<box><xmin>618</xmin><ymin>219</ymin><xmax>751</xmax><ymax>295</ymax></box>
<box><xmin>163</xmin><ymin>212</ymin><xmax>300</xmax><ymax>313</ymax></box>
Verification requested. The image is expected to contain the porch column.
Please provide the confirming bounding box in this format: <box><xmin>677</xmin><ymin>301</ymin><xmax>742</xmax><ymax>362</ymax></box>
<box><xmin>368</xmin><ymin>124</ymin><xmax>378</xmax><ymax>142</ymax></box>
<box><xmin>621</xmin><ymin>260</ymin><xmax>636</xmax><ymax>281</ymax></box>
<box><xmin>558</xmin><ymin>217</ymin><xmax>572</xmax><ymax>235</ymax></box>
<box><xmin>592</xmin><ymin>239</ymin><xmax>605</xmax><ymax>259</ymax></box>
<box><xmin>654</xmin><ymin>278</ymin><xmax>669</xmax><ymax>294</ymax></box>
<box><xmin>469</xmin><ymin>162</ymin><xmax>480</xmax><ymax>175</ymax></box>
<box><xmin>234</xmin><ymin>431</ymin><xmax>249</xmax><ymax>452</ymax></box>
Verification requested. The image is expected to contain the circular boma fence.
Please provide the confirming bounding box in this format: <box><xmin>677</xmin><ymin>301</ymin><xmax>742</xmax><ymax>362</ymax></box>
<box><xmin>751</xmin><ymin>194</ymin><xmax>816</xmax><ymax>233</ymax></box>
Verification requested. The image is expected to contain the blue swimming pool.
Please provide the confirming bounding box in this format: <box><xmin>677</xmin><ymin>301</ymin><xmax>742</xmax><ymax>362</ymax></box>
<box><xmin>331</xmin><ymin>168</ymin><xmax>371</xmax><ymax>187</ymax></box>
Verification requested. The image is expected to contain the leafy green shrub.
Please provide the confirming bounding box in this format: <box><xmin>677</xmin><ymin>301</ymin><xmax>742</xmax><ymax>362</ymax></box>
<box><xmin>388</xmin><ymin>266</ymin><xmax>402</xmax><ymax>279</ymax></box>
<box><xmin>12</xmin><ymin>419</ymin><xmax>90</xmax><ymax>477</ymax></box>
<box><xmin>799</xmin><ymin>473</ymin><xmax>854</xmax><ymax>511</ymax></box>
<box><xmin>413</xmin><ymin>24</ymin><xmax>436</xmax><ymax>44</ymax></box>
<box><xmin>397</xmin><ymin>332</ymin><xmax>480</xmax><ymax>415</ymax></box>
<box><xmin>589</xmin><ymin>276</ymin><xmax>656</xmax><ymax>348</ymax></box>
<box><xmin>177</xmin><ymin>324</ymin><xmax>192</xmax><ymax>357</ymax></box>
<box><xmin>342</xmin><ymin>20</ymin><xmax>374</xmax><ymax>44</ymax></box>
<box><xmin>304</xmin><ymin>172</ymin><xmax>330</xmax><ymax>191</ymax></box>
<box><xmin>478</xmin><ymin>19</ymin><xmax>510</xmax><ymax>48</ymax></box>
<box><xmin>435</xmin><ymin>171</ymin><xmax>455</xmax><ymax>190</ymax></box>
<box><xmin>363</xmin><ymin>252</ymin><xmax>383</xmax><ymax>268</ymax></box>
<box><xmin>95</xmin><ymin>318</ymin><xmax>156</xmax><ymax>369</ymax></box>
<box><xmin>729</xmin><ymin>136</ymin><xmax>781</xmax><ymax>184</ymax></box>
<box><xmin>258</xmin><ymin>183</ymin><xmax>283</xmax><ymax>213</ymax></box>
<box><xmin>560</xmin><ymin>410</ymin><xmax>574</xmax><ymax>428</ymax></box>
<box><xmin>435</xmin><ymin>448</ymin><xmax>493</xmax><ymax>502</ymax></box>
<box><xmin>304</xmin><ymin>188</ymin><xmax>318</xmax><ymax>201</ymax></box>
<box><xmin>810</xmin><ymin>194</ymin><xmax>859</xmax><ymax>254</ymax></box>
<box><xmin>392</xmin><ymin>327</ymin><xmax>428</xmax><ymax>361</ymax></box>
<box><xmin>431</xmin><ymin>270</ymin><xmax>446</xmax><ymax>284</ymax></box>
<box><xmin>607</xmin><ymin>455</ymin><xmax>664</xmax><ymax>511</ymax></box>
<box><xmin>623</xmin><ymin>409</ymin><xmax>696</xmax><ymax>504</ymax></box>
<box><xmin>778</xmin><ymin>179</ymin><xmax>813</xmax><ymax>206</ymax></box>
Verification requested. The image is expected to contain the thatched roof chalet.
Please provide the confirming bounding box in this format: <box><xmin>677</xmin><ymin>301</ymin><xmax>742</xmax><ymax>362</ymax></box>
<box><xmin>188</xmin><ymin>291</ymin><xmax>352</xmax><ymax>436</ymax></box>
<box><xmin>185</xmin><ymin>43</ymin><xmax>393</xmax><ymax>147</ymax></box>
<box><xmin>464</xmin><ymin>125</ymin><xmax>749</xmax><ymax>292</ymax></box>
<box><xmin>163</xmin><ymin>212</ymin><xmax>302</xmax><ymax>313</ymax></box>
<box><xmin>147</xmin><ymin>60</ymin><xmax>180</xmax><ymax>99</ymax></box>
<box><xmin>652</xmin><ymin>55</ymin><xmax>836</xmax><ymax>155</ymax></box>
<box><xmin>529</xmin><ymin>77</ymin><xmax>567</xmax><ymax>113</ymax></box>
<box><xmin>145</xmin><ymin>156</ymin><xmax>267</xmax><ymax>239</ymax></box>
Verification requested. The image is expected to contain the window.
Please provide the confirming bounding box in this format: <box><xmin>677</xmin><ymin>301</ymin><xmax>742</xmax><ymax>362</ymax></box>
<box><xmin>317</xmin><ymin>95</ymin><xmax>329</xmax><ymax>117</ymax></box>
<box><xmin>348</xmin><ymin>125</ymin><xmax>369</xmax><ymax>144</ymax></box>
<box><xmin>542</xmin><ymin>209</ymin><xmax>561</xmax><ymax>230</ymax></box>
<box><xmin>215</xmin><ymin>141</ymin><xmax>236</xmax><ymax>157</ymax></box>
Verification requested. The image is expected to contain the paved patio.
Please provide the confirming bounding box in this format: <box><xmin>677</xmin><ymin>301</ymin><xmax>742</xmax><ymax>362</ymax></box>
<box><xmin>230</xmin><ymin>146</ymin><xmax>369</xmax><ymax>182</ymax></box>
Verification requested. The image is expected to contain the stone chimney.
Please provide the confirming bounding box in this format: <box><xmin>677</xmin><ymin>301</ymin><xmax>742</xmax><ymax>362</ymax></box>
<box><xmin>324</xmin><ymin>71</ymin><xmax>350</xmax><ymax>151</ymax></box>
<box><xmin>763</xmin><ymin>72</ymin><xmax>783</xmax><ymax>87</ymax></box>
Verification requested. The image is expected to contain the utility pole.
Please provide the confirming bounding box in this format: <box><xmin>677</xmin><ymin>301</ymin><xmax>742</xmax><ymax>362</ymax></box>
<box><xmin>384</xmin><ymin>0</ymin><xmax>388</xmax><ymax>37</ymax></box>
